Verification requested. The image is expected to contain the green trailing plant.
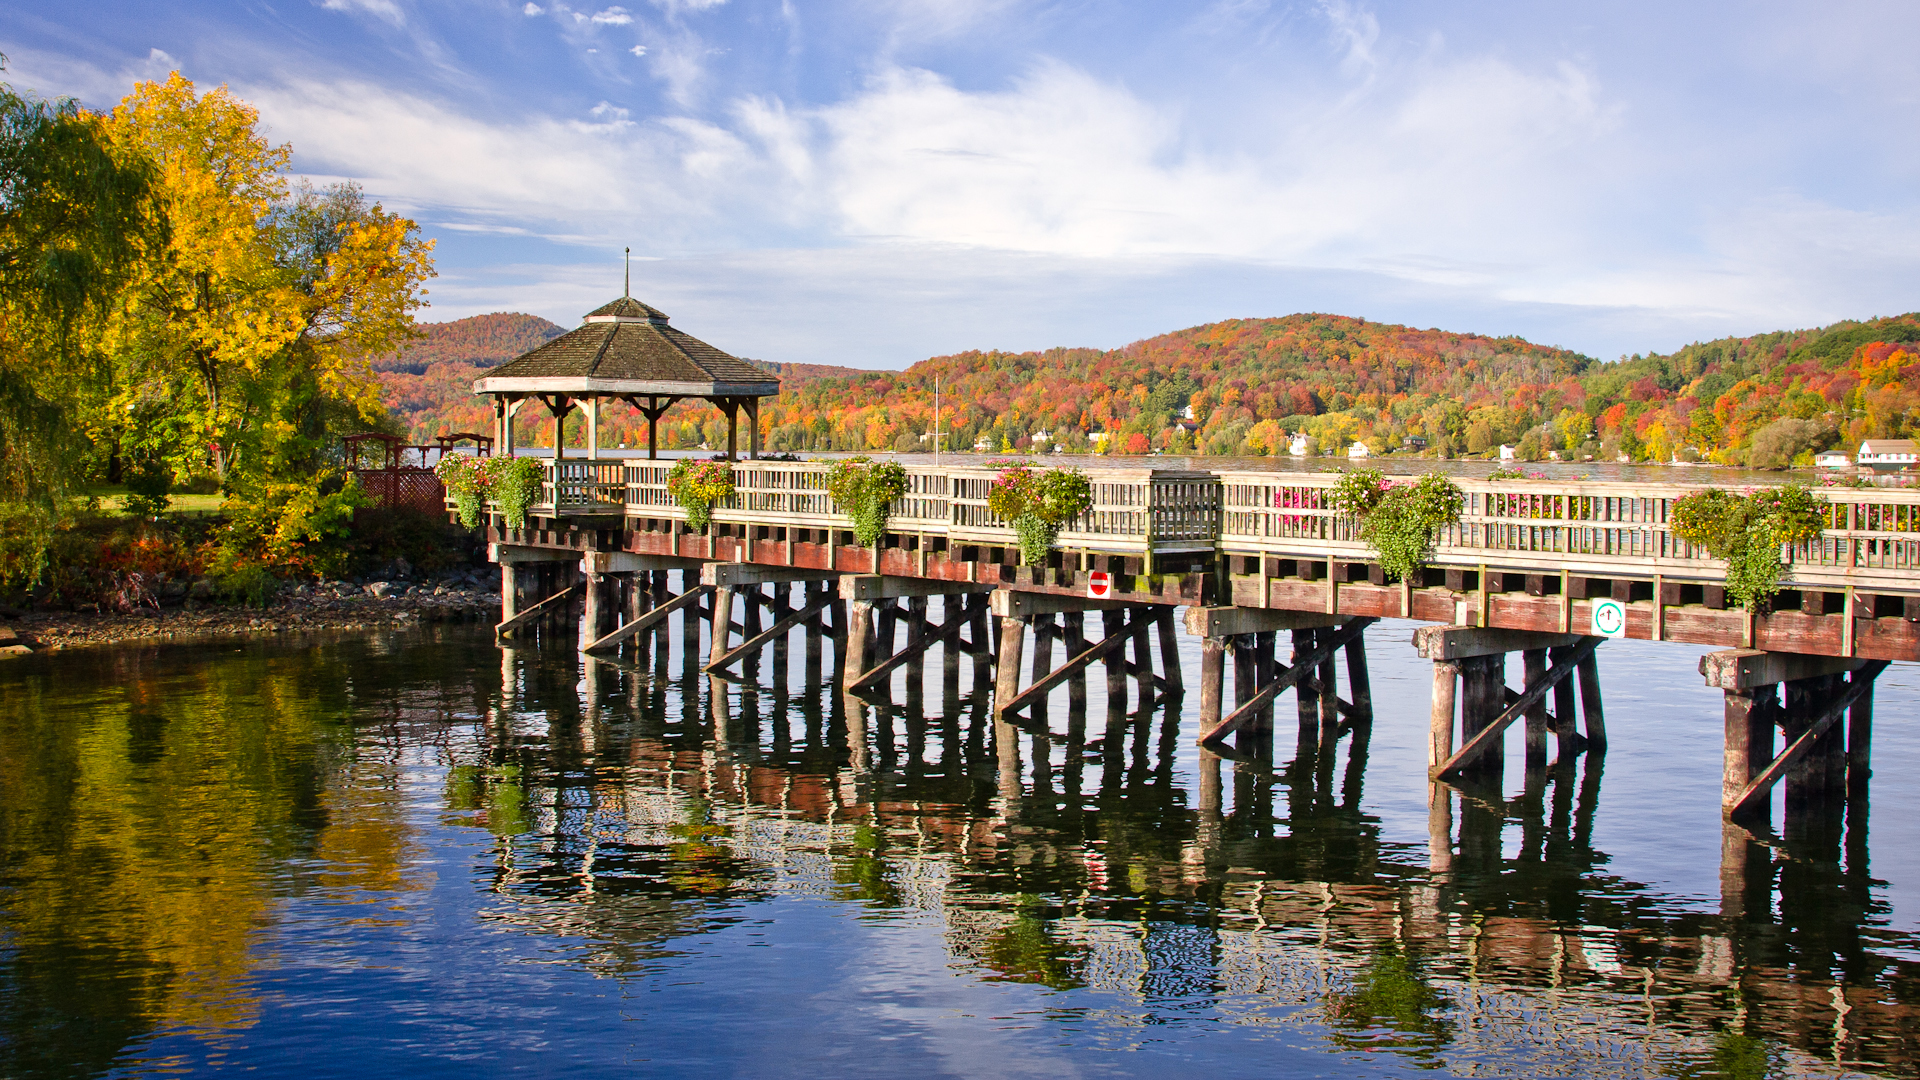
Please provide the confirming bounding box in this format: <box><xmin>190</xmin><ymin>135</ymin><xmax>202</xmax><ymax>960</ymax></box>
<box><xmin>1670</xmin><ymin>484</ymin><xmax>1824</xmax><ymax>610</ymax></box>
<box><xmin>1327</xmin><ymin>469</ymin><xmax>1465</xmax><ymax>582</ymax></box>
<box><xmin>482</xmin><ymin>455</ymin><xmax>545</xmax><ymax>530</ymax></box>
<box><xmin>825</xmin><ymin>456</ymin><xmax>909</xmax><ymax>547</ymax></box>
<box><xmin>666</xmin><ymin>458</ymin><xmax>735</xmax><ymax>531</ymax></box>
<box><xmin>435</xmin><ymin>452</ymin><xmax>490</xmax><ymax>528</ymax></box>
<box><xmin>987</xmin><ymin>465</ymin><xmax>1093</xmax><ymax>564</ymax></box>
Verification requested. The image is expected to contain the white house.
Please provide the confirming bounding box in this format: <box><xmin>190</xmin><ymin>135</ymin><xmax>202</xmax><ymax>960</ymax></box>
<box><xmin>1498</xmin><ymin>444</ymin><xmax>1517</xmax><ymax>462</ymax></box>
<box><xmin>1088</xmin><ymin>432</ymin><xmax>1111</xmax><ymax>448</ymax></box>
<box><xmin>1347</xmin><ymin>441</ymin><xmax>1370</xmax><ymax>458</ymax></box>
<box><xmin>1289</xmin><ymin>433</ymin><xmax>1311</xmax><ymax>457</ymax></box>
<box><xmin>1814</xmin><ymin>450</ymin><xmax>1852</xmax><ymax>468</ymax></box>
<box><xmin>1859</xmin><ymin>439</ymin><xmax>1918</xmax><ymax>471</ymax></box>
<box><xmin>1031</xmin><ymin>429</ymin><xmax>1052</xmax><ymax>446</ymax></box>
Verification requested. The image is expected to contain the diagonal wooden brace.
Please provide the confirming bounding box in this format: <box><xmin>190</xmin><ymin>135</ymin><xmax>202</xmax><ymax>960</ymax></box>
<box><xmin>582</xmin><ymin>585</ymin><xmax>712</xmax><ymax>652</ymax></box>
<box><xmin>497</xmin><ymin>585</ymin><xmax>577</xmax><ymax>638</ymax></box>
<box><xmin>995</xmin><ymin>609</ymin><xmax>1149</xmax><ymax>718</ymax></box>
<box><xmin>1198</xmin><ymin>617</ymin><xmax>1376</xmax><ymax>745</ymax></box>
<box><xmin>1432</xmin><ymin>636</ymin><xmax>1600</xmax><ymax>780</ymax></box>
<box><xmin>846</xmin><ymin>597</ymin><xmax>978</xmax><ymax>691</ymax></box>
<box><xmin>705</xmin><ymin>592</ymin><xmax>836</xmax><ymax>672</ymax></box>
<box><xmin>1727</xmin><ymin>661</ymin><xmax>1887</xmax><ymax>818</ymax></box>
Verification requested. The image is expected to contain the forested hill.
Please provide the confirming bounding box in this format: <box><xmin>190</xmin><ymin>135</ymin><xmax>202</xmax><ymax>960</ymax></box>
<box><xmin>377</xmin><ymin>309</ymin><xmax>1920</xmax><ymax>468</ymax></box>
<box><xmin>373</xmin><ymin>312</ymin><xmax>566</xmax><ymax>374</ymax></box>
<box><xmin>761</xmin><ymin>313</ymin><xmax>1599</xmax><ymax>456</ymax></box>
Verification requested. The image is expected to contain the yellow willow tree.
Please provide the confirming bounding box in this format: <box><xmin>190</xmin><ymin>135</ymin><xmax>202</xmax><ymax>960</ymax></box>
<box><xmin>98</xmin><ymin>72</ymin><xmax>433</xmax><ymax>489</ymax></box>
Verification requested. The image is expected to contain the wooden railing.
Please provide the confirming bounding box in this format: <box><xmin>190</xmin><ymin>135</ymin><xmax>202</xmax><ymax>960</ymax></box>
<box><xmin>506</xmin><ymin>459</ymin><xmax>1222</xmax><ymax>557</ymax></box>
<box><xmin>1218</xmin><ymin>473</ymin><xmax>1920</xmax><ymax>592</ymax></box>
<box><xmin>484</xmin><ymin>460</ymin><xmax>1920</xmax><ymax>591</ymax></box>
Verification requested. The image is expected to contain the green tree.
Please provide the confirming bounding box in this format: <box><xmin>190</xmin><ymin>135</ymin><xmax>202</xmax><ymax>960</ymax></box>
<box><xmin>0</xmin><ymin>63</ymin><xmax>155</xmax><ymax>503</ymax></box>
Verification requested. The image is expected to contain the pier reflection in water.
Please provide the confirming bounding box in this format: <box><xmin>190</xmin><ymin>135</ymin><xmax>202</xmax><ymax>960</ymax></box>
<box><xmin>0</xmin><ymin>621</ymin><xmax>1915</xmax><ymax>1078</ymax></box>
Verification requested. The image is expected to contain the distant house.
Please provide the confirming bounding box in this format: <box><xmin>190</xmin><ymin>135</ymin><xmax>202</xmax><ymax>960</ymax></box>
<box><xmin>973</xmin><ymin>438</ymin><xmax>992</xmax><ymax>452</ymax></box>
<box><xmin>1289</xmin><ymin>434</ymin><xmax>1311</xmax><ymax>457</ymax></box>
<box><xmin>1089</xmin><ymin>432</ymin><xmax>1111</xmax><ymax>448</ymax></box>
<box><xmin>1402</xmin><ymin>436</ymin><xmax>1428</xmax><ymax>451</ymax></box>
<box><xmin>1498</xmin><ymin>444</ymin><xmax>1517</xmax><ymax>462</ymax></box>
<box><xmin>1814</xmin><ymin>450</ymin><xmax>1852</xmax><ymax>468</ymax></box>
<box><xmin>1859</xmin><ymin>439</ymin><xmax>1918</xmax><ymax>471</ymax></box>
<box><xmin>1031</xmin><ymin>429</ymin><xmax>1052</xmax><ymax>446</ymax></box>
<box><xmin>1347</xmin><ymin>441</ymin><xmax>1370</xmax><ymax>458</ymax></box>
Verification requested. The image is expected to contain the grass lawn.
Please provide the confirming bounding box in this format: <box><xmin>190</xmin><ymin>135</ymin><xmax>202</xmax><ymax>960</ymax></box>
<box><xmin>81</xmin><ymin>486</ymin><xmax>226</xmax><ymax>515</ymax></box>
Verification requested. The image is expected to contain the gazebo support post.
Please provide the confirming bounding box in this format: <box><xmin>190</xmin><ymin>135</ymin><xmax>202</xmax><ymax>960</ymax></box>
<box><xmin>543</xmin><ymin>395</ymin><xmax>574</xmax><ymax>462</ymax></box>
<box><xmin>748</xmin><ymin>397</ymin><xmax>761</xmax><ymax>460</ymax></box>
<box><xmin>721</xmin><ymin>398</ymin><xmax>741</xmax><ymax>461</ymax></box>
<box><xmin>586</xmin><ymin>398</ymin><xmax>599</xmax><ymax>461</ymax></box>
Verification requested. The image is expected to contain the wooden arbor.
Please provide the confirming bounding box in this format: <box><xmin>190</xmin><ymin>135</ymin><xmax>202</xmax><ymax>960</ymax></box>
<box><xmin>473</xmin><ymin>296</ymin><xmax>779</xmax><ymax>461</ymax></box>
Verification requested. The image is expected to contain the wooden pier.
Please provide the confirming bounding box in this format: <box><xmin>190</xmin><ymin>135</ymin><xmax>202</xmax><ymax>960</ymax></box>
<box><xmin>473</xmin><ymin>458</ymin><xmax>1920</xmax><ymax>838</ymax></box>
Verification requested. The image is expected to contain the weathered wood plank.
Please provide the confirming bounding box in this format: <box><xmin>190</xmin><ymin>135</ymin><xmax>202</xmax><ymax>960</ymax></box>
<box><xmin>496</xmin><ymin>585</ymin><xmax>577</xmax><ymax>637</ymax></box>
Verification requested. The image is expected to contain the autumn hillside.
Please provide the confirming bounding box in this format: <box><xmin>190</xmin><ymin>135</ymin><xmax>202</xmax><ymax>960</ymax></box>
<box><xmin>379</xmin><ymin>309</ymin><xmax>1920</xmax><ymax>468</ymax></box>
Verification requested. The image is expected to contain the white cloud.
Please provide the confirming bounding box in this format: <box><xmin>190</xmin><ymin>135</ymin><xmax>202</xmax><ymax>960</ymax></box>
<box><xmin>1317</xmin><ymin>0</ymin><xmax>1379</xmax><ymax>75</ymax></box>
<box><xmin>588</xmin><ymin>6</ymin><xmax>634</xmax><ymax>25</ymax></box>
<box><xmin>319</xmin><ymin>0</ymin><xmax>406</xmax><ymax>27</ymax></box>
<box><xmin>630</xmin><ymin>44</ymin><xmax>648</xmax><ymax>56</ymax></box>
<box><xmin>523</xmin><ymin>2</ymin><xmax>543</xmax><ymax>14</ymax></box>
<box><xmin>649</xmin><ymin>0</ymin><xmax>728</xmax><ymax>14</ymax></box>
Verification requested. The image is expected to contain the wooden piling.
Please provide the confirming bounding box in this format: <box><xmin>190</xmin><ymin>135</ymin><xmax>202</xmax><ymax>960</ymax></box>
<box><xmin>1199</xmin><ymin>637</ymin><xmax>1226</xmax><ymax>742</ymax></box>
<box><xmin>1436</xmin><ymin>653</ymin><xmax>1459</xmax><ymax>768</ymax></box>
<box><xmin>1344</xmin><ymin>632</ymin><xmax>1373</xmax><ymax>723</ymax></box>
<box><xmin>846</xmin><ymin>600</ymin><xmax>877</xmax><ymax>683</ymax></box>
<box><xmin>1028</xmin><ymin>613</ymin><xmax>1056</xmax><ymax>724</ymax></box>
<box><xmin>995</xmin><ymin>615</ymin><xmax>1028</xmax><ymax>716</ymax></box>
<box><xmin>1576</xmin><ymin>650</ymin><xmax>1606</xmax><ymax>749</ymax></box>
<box><xmin>906</xmin><ymin>595</ymin><xmax>929</xmax><ymax>694</ymax></box>
<box><xmin>1522</xmin><ymin>648</ymin><xmax>1549</xmax><ymax>769</ymax></box>
<box><xmin>1316</xmin><ymin>630</ymin><xmax>1339</xmax><ymax>743</ymax></box>
<box><xmin>1063</xmin><ymin>611</ymin><xmax>1088</xmax><ymax>713</ymax></box>
<box><xmin>1849</xmin><ymin>672</ymin><xmax>1874</xmax><ymax>795</ymax></box>
<box><xmin>1103</xmin><ymin>609</ymin><xmax>1128</xmax><ymax>715</ymax></box>
<box><xmin>1130</xmin><ymin>613</ymin><xmax>1156</xmax><ymax>711</ymax></box>
<box><xmin>1291</xmin><ymin>628</ymin><xmax>1319</xmax><ymax>751</ymax></box>
<box><xmin>1154</xmin><ymin>606</ymin><xmax>1183</xmax><ymax>695</ymax></box>
<box><xmin>709</xmin><ymin>586</ymin><xmax>737</xmax><ymax>666</ymax></box>
<box><xmin>771</xmin><ymin>582</ymin><xmax>792</xmax><ymax>678</ymax></box>
<box><xmin>1232</xmin><ymin>633</ymin><xmax>1258</xmax><ymax>755</ymax></box>
<box><xmin>1722</xmin><ymin>684</ymin><xmax>1774</xmax><ymax>814</ymax></box>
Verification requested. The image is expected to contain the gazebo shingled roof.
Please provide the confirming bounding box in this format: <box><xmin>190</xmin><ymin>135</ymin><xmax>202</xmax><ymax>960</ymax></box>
<box><xmin>474</xmin><ymin>295</ymin><xmax>779</xmax><ymax>460</ymax></box>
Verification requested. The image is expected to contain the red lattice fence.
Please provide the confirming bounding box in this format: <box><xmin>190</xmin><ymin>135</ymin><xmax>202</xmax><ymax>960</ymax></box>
<box><xmin>354</xmin><ymin>469</ymin><xmax>447</xmax><ymax>516</ymax></box>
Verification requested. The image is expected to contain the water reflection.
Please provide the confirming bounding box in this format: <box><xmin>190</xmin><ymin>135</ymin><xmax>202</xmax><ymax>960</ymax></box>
<box><xmin>0</xmin><ymin>626</ymin><xmax>1915</xmax><ymax>1078</ymax></box>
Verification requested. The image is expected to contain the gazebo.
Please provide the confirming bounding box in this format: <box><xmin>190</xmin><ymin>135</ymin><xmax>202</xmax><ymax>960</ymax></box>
<box><xmin>473</xmin><ymin>295</ymin><xmax>780</xmax><ymax>460</ymax></box>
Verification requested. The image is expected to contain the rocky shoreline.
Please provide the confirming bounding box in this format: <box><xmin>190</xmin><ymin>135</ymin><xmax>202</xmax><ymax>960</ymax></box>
<box><xmin>0</xmin><ymin>571</ymin><xmax>504</xmax><ymax>655</ymax></box>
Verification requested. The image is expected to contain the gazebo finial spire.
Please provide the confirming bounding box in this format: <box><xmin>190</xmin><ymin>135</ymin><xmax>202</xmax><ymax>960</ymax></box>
<box><xmin>624</xmin><ymin>246</ymin><xmax>630</xmax><ymax>298</ymax></box>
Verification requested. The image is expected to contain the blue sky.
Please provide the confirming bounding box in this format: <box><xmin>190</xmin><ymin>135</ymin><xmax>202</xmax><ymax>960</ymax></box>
<box><xmin>5</xmin><ymin>1</ymin><xmax>1917</xmax><ymax>367</ymax></box>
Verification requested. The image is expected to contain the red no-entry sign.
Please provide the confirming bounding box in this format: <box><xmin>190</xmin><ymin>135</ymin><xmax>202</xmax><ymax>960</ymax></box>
<box><xmin>1087</xmin><ymin>570</ymin><xmax>1112</xmax><ymax>599</ymax></box>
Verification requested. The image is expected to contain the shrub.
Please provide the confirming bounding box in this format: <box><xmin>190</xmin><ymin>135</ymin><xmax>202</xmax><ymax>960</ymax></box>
<box><xmin>217</xmin><ymin>472</ymin><xmax>370</xmax><ymax>580</ymax></box>
<box><xmin>1671</xmin><ymin>484</ymin><xmax>1824</xmax><ymax>609</ymax></box>
<box><xmin>987</xmin><ymin>465</ymin><xmax>1093</xmax><ymax>564</ymax></box>
<box><xmin>482</xmin><ymin>456</ymin><xmax>546</xmax><ymax>530</ymax></box>
<box><xmin>435</xmin><ymin>453</ymin><xmax>490</xmax><ymax>528</ymax></box>
<box><xmin>1328</xmin><ymin>469</ymin><xmax>1465</xmax><ymax>581</ymax></box>
<box><xmin>666</xmin><ymin>458</ymin><xmax>734</xmax><ymax>531</ymax></box>
<box><xmin>825</xmin><ymin>456</ymin><xmax>909</xmax><ymax>546</ymax></box>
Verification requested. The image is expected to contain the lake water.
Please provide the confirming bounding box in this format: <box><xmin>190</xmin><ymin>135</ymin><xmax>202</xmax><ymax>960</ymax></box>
<box><xmin>2</xmin><ymin>615</ymin><xmax>1915</xmax><ymax>1078</ymax></box>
